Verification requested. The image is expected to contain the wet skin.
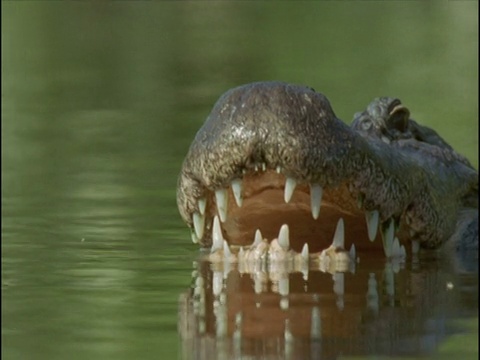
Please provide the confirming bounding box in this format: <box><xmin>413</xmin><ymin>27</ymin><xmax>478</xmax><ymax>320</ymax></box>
<box><xmin>177</xmin><ymin>81</ymin><xmax>478</xmax><ymax>260</ymax></box>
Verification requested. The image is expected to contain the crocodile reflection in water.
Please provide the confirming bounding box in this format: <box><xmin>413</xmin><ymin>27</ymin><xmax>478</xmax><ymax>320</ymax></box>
<box><xmin>176</xmin><ymin>82</ymin><xmax>477</xmax><ymax>358</ymax></box>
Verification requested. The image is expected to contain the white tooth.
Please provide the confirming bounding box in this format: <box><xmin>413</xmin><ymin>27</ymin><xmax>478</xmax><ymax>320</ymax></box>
<box><xmin>191</xmin><ymin>231</ymin><xmax>199</xmax><ymax>244</ymax></box>
<box><xmin>242</xmin><ymin>168</ymin><xmax>247</xmax><ymax>175</ymax></box>
<box><xmin>223</xmin><ymin>240</ymin><xmax>232</xmax><ymax>259</ymax></box>
<box><xmin>254</xmin><ymin>164</ymin><xmax>259</xmax><ymax>172</ymax></box>
<box><xmin>310</xmin><ymin>184</ymin><xmax>323</xmax><ymax>220</ymax></box>
<box><xmin>239</xmin><ymin>247</ymin><xmax>245</xmax><ymax>258</ymax></box>
<box><xmin>278</xmin><ymin>224</ymin><xmax>290</xmax><ymax>250</ymax></box>
<box><xmin>333</xmin><ymin>272</ymin><xmax>344</xmax><ymax>296</ymax></box>
<box><xmin>365</xmin><ymin>210</ymin><xmax>379</xmax><ymax>241</ymax></box>
<box><xmin>332</xmin><ymin>218</ymin><xmax>345</xmax><ymax>248</ymax></box>
<box><xmin>382</xmin><ymin>219</ymin><xmax>394</xmax><ymax>257</ymax></box>
<box><xmin>301</xmin><ymin>243</ymin><xmax>309</xmax><ymax>259</ymax></box>
<box><xmin>211</xmin><ymin>216</ymin><xmax>224</xmax><ymax>252</ymax></box>
<box><xmin>392</xmin><ymin>237</ymin><xmax>400</xmax><ymax>257</ymax></box>
<box><xmin>349</xmin><ymin>243</ymin><xmax>356</xmax><ymax>259</ymax></box>
<box><xmin>276</xmin><ymin>166</ymin><xmax>282</xmax><ymax>174</ymax></box>
<box><xmin>261</xmin><ymin>162</ymin><xmax>266</xmax><ymax>171</ymax></box>
<box><xmin>253</xmin><ymin>229</ymin><xmax>263</xmax><ymax>246</ymax></box>
<box><xmin>311</xmin><ymin>307</ymin><xmax>321</xmax><ymax>339</ymax></box>
<box><xmin>412</xmin><ymin>240</ymin><xmax>420</xmax><ymax>254</ymax></box>
<box><xmin>215</xmin><ymin>188</ymin><xmax>228</xmax><ymax>222</ymax></box>
<box><xmin>284</xmin><ymin>177</ymin><xmax>297</xmax><ymax>203</ymax></box>
<box><xmin>400</xmin><ymin>245</ymin><xmax>406</xmax><ymax>258</ymax></box>
<box><xmin>231</xmin><ymin>178</ymin><xmax>243</xmax><ymax>207</ymax></box>
<box><xmin>198</xmin><ymin>198</ymin><xmax>206</xmax><ymax>215</ymax></box>
<box><xmin>193</xmin><ymin>212</ymin><xmax>205</xmax><ymax>239</ymax></box>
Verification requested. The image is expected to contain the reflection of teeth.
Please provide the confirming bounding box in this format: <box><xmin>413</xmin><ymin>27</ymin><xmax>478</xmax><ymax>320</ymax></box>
<box><xmin>311</xmin><ymin>307</ymin><xmax>321</xmax><ymax>339</ymax></box>
<box><xmin>253</xmin><ymin>229</ymin><xmax>263</xmax><ymax>246</ymax></box>
<box><xmin>400</xmin><ymin>245</ymin><xmax>406</xmax><ymax>258</ymax></box>
<box><xmin>333</xmin><ymin>272</ymin><xmax>344</xmax><ymax>296</ymax></box>
<box><xmin>231</xmin><ymin>178</ymin><xmax>243</xmax><ymax>207</ymax></box>
<box><xmin>366</xmin><ymin>273</ymin><xmax>379</xmax><ymax>313</ymax></box>
<box><xmin>284</xmin><ymin>177</ymin><xmax>297</xmax><ymax>203</ymax></box>
<box><xmin>278</xmin><ymin>224</ymin><xmax>290</xmax><ymax>250</ymax></box>
<box><xmin>365</xmin><ymin>210</ymin><xmax>379</xmax><ymax>241</ymax></box>
<box><xmin>193</xmin><ymin>212</ymin><xmax>205</xmax><ymax>239</ymax></box>
<box><xmin>301</xmin><ymin>243</ymin><xmax>309</xmax><ymax>259</ymax></box>
<box><xmin>310</xmin><ymin>184</ymin><xmax>323</xmax><ymax>219</ymax></box>
<box><xmin>211</xmin><ymin>216</ymin><xmax>224</xmax><ymax>252</ymax></box>
<box><xmin>332</xmin><ymin>218</ymin><xmax>345</xmax><ymax>248</ymax></box>
<box><xmin>382</xmin><ymin>219</ymin><xmax>395</xmax><ymax>257</ymax></box>
<box><xmin>276</xmin><ymin>166</ymin><xmax>282</xmax><ymax>174</ymax></box>
<box><xmin>279</xmin><ymin>277</ymin><xmax>289</xmax><ymax>296</ymax></box>
<box><xmin>349</xmin><ymin>244</ymin><xmax>356</xmax><ymax>259</ymax></box>
<box><xmin>391</xmin><ymin>237</ymin><xmax>404</xmax><ymax>258</ymax></box>
<box><xmin>198</xmin><ymin>198</ymin><xmax>206</xmax><ymax>215</ymax></box>
<box><xmin>261</xmin><ymin>162</ymin><xmax>266</xmax><ymax>171</ymax></box>
<box><xmin>412</xmin><ymin>240</ymin><xmax>420</xmax><ymax>254</ymax></box>
<box><xmin>384</xmin><ymin>263</ymin><xmax>395</xmax><ymax>297</ymax></box>
<box><xmin>215</xmin><ymin>188</ymin><xmax>228</xmax><ymax>222</ymax></box>
<box><xmin>213</xmin><ymin>271</ymin><xmax>223</xmax><ymax>296</ymax></box>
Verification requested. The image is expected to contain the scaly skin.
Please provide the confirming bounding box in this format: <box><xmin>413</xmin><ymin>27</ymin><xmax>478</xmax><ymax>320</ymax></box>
<box><xmin>177</xmin><ymin>81</ymin><xmax>477</xmax><ymax>254</ymax></box>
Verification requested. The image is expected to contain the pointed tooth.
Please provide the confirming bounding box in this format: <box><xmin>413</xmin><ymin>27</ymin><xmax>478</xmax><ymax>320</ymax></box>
<box><xmin>191</xmin><ymin>231</ymin><xmax>199</xmax><ymax>244</ymax></box>
<box><xmin>278</xmin><ymin>224</ymin><xmax>290</xmax><ymax>250</ymax></box>
<box><xmin>211</xmin><ymin>216</ymin><xmax>224</xmax><ymax>252</ymax></box>
<box><xmin>392</xmin><ymin>237</ymin><xmax>400</xmax><ymax>257</ymax></box>
<box><xmin>400</xmin><ymin>245</ymin><xmax>406</xmax><ymax>258</ymax></box>
<box><xmin>332</xmin><ymin>218</ymin><xmax>345</xmax><ymax>248</ymax></box>
<box><xmin>253</xmin><ymin>229</ymin><xmax>263</xmax><ymax>246</ymax></box>
<box><xmin>261</xmin><ymin>162</ymin><xmax>266</xmax><ymax>171</ymax></box>
<box><xmin>231</xmin><ymin>179</ymin><xmax>243</xmax><ymax>207</ymax></box>
<box><xmin>301</xmin><ymin>243</ymin><xmax>309</xmax><ymax>259</ymax></box>
<box><xmin>349</xmin><ymin>243</ymin><xmax>356</xmax><ymax>259</ymax></box>
<box><xmin>382</xmin><ymin>219</ymin><xmax>394</xmax><ymax>257</ymax></box>
<box><xmin>215</xmin><ymin>188</ymin><xmax>228</xmax><ymax>222</ymax></box>
<box><xmin>198</xmin><ymin>198</ymin><xmax>206</xmax><ymax>215</ymax></box>
<box><xmin>365</xmin><ymin>210</ymin><xmax>379</xmax><ymax>241</ymax></box>
<box><xmin>412</xmin><ymin>240</ymin><xmax>420</xmax><ymax>254</ymax></box>
<box><xmin>284</xmin><ymin>178</ymin><xmax>297</xmax><ymax>203</ymax></box>
<box><xmin>193</xmin><ymin>212</ymin><xmax>205</xmax><ymax>239</ymax></box>
<box><xmin>310</xmin><ymin>184</ymin><xmax>323</xmax><ymax>219</ymax></box>
<box><xmin>223</xmin><ymin>240</ymin><xmax>232</xmax><ymax>258</ymax></box>
<box><xmin>254</xmin><ymin>164</ymin><xmax>259</xmax><ymax>172</ymax></box>
<box><xmin>276</xmin><ymin>166</ymin><xmax>282</xmax><ymax>174</ymax></box>
<box><xmin>239</xmin><ymin>247</ymin><xmax>245</xmax><ymax>258</ymax></box>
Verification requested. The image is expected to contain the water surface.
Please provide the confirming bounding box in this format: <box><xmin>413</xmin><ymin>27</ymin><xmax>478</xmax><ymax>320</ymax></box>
<box><xmin>2</xmin><ymin>2</ymin><xmax>477</xmax><ymax>359</ymax></box>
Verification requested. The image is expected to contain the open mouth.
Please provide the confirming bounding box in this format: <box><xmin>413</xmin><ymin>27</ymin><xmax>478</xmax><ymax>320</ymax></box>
<box><xmin>190</xmin><ymin>164</ymin><xmax>409</xmax><ymax>262</ymax></box>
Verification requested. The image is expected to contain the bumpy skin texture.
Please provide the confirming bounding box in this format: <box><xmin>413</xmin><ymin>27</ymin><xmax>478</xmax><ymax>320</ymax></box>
<box><xmin>177</xmin><ymin>81</ymin><xmax>478</xmax><ymax>249</ymax></box>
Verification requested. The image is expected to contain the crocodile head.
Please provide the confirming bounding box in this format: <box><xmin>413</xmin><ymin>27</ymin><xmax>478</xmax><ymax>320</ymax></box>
<box><xmin>177</xmin><ymin>81</ymin><xmax>477</xmax><ymax>258</ymax></box>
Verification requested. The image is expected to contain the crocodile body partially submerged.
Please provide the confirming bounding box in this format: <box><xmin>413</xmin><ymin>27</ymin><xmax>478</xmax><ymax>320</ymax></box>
<box><xmin>177</xmin><ymin>81</ymin><xmax>478</xmax><ymax>263</ymax></box>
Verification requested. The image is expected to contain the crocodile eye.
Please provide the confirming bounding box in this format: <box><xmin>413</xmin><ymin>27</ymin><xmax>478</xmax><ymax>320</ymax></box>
<box><xmin>388</xmin><ymin>106</ymin><xmax>410</xmax><ymax>132</ymax></box>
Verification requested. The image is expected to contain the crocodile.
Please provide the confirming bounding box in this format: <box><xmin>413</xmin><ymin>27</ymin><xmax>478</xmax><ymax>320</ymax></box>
<box><xmin>176</xmin><ymin>81</ymin><xmax>478</xmax><ymax>263</ymax></box>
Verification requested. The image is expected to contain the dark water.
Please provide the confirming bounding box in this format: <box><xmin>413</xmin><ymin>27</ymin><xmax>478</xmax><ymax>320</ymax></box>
<box><xmin>2</xmin><ymin>2</ymin><xmax>478</xmax><ymax>360</ymax></box>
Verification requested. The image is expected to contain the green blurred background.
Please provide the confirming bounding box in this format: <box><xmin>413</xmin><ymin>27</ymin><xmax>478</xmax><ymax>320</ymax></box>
<box><xmin>2</xmin><ymin>2</ymin><xmax>477</xmax><ymax>359</ymax></box>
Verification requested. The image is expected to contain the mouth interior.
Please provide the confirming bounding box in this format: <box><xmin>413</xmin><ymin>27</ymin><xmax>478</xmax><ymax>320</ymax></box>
<box><xmin>214</xmin><ymin>170</ymin><xmax>385</xmax><ymax>254</ymax></box>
